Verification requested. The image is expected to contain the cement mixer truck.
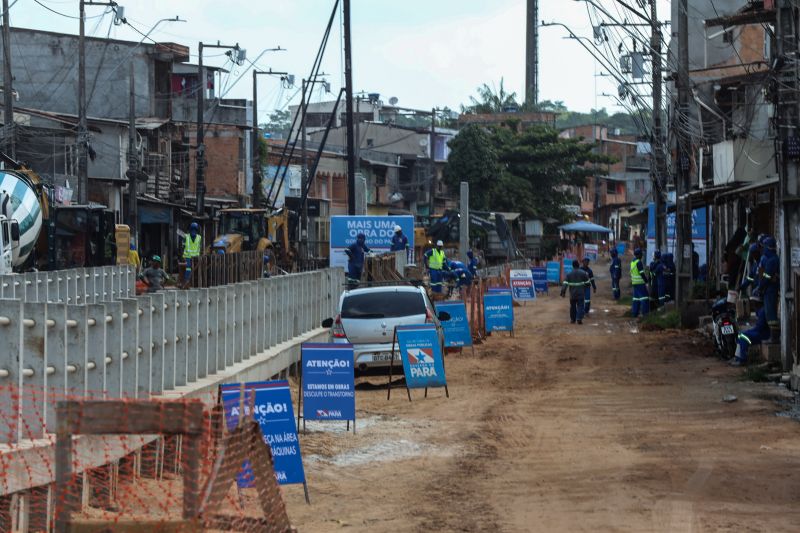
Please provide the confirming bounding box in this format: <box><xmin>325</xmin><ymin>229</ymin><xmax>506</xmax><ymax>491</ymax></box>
<box><xmin>0</xmin><ymin>169</ymin><xmax>44</xmax><ymax>275</ymax></box>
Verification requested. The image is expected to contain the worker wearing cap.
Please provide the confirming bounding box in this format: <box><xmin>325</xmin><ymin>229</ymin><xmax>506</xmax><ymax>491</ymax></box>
<box><xmin>128</xmin><ymin>242</ymin><xmax>141</xmax><ymax>272</ymax></box>
<box><xmin>424</xmin><ymin>240</ymin><xmax>449</xmax><ymax>294</ymax></box>
<box><xmin>649</xmin><ymin>250</ymin><xmax>665</xmax><ymax>308</ymax></box>
<box><xmin>345</xmin><ymin>233</ymin><xmax>370</xmax><ymax>286</ymax></box>
<box><xmin>467</xmin><ymin>250</ymin><xmax>479</xmax><ymax>278</ymax></box>
<box><xmin>579</xmin><ymin>257</ymin><xmax>596</xmax><ymax>313</ymax></box>
<box><xmin>609</xmin><ymin>248</ymin><xmax>621</xmax><ymax>300</ymax></box>
<box><xmin>140</xmin><ymin>255</ymin><xmax>172</xmax><ymax>293</ymax></box>
<box><xmin>630</xmin><ymin>247</ymin><xmax>650</xmax><ymax>317</ymax></box>
<box><xmin>183</xmin><ymin>222</ymin><xmax>202</xmax><ymax>287</ymax></box>
<box><xmin>390</xmin><ymin>225</ymin><xmax>409</xmax><ymax>252</ymax></box>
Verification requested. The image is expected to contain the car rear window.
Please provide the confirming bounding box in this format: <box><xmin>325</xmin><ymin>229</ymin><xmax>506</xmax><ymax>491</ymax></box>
<box><xmin>341</xmin><ymin>291</ymin><xmax>426</xmax><ymax>319</ymax></box>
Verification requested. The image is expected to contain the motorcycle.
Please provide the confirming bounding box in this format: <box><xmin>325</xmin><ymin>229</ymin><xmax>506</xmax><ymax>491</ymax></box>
<box><xmin>711</xmin><ymin>297</ymin><xmax>739</xmax><ymax>359</ymax></box>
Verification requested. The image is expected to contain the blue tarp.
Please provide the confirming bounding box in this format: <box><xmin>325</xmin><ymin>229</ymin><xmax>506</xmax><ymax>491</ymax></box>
<box><xmin>559</xmin><ymin>221</ymin><xmax>613</xmax><ymax>234</ymax></box>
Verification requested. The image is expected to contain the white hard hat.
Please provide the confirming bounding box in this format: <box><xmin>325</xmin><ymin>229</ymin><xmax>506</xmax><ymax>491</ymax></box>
<box><xmin>394</xmin><ymin>225</ymin><xmax>402</xmax><ymax>233</ymax></box>
<box><xmin>436</xmin><ymin>240</ymin><xmax>444</xmax><ymax>246</ymax></box>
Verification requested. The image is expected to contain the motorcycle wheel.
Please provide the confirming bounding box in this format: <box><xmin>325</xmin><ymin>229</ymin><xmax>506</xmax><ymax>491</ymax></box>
<box><xmin>721</xmin><ymin>335</ymin><xmax>738</xmax><ymax>360</ymax></box>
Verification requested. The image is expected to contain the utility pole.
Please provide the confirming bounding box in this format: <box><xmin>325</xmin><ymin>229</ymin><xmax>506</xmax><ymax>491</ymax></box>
<box><xmin>673</xmin><ymin>0</ymin><xmax>692</xmax><ymax>314</ymax></box>
<box><xmin>251</xmin><ymin>68</ymin><xmax>289</xmax><ymax>209</ymax></box>
<box><xmin>78</xmin><ymin>0</ymin><xmax>117</xmax><ymax>206</ymax></box>
<box><xmin>343</xmin><ymin>0</ymin><xmax>356</xmax><ymax>215</ymax></box>
<box><xmin>429</xmin><ymin>108</ymin><xmax>436</xmax><ymax>219</ymax></box>
<box><xmin>300</xmin><ymin>79</ymin><xmax>308</xmax><ymax>249</ymax></box>
<box><xmin>196</xmin><ymin>41</ymin><xmax>241</xmax><ymax>216</ymax></box>
<box><xmin>650</xmin><ymin>0</ymin><xmax>667</xmax><ymax>254</ymax></box>
<box><xmin>127</xmin><ymin>62</ymin><xmax>137</xmax><ymax>242</ymax></box>
<box><xmin>525</xmin><ymin>0</ymin><xmax>539</xmax><ymax>107</ymax></box>
<box><xmin>2</xmin><ymin>0</ymin><xmax>14</xmax><ymax>158</ymax></box>
<box><xmin>459</xmin><ymin>182</ymin><xmax>469</xmax><ymax>263</ymax></box>
<box><xmin>775</xmin><ymin>0</ymin><xmax>798</xmax><ymax>371</ymax></box>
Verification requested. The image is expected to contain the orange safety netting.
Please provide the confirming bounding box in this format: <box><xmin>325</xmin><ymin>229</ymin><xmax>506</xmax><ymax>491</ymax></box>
<box><xmin>0</xmin><ymin>384</ymin><xmax>293</xmax><ymax>533</ymax></box>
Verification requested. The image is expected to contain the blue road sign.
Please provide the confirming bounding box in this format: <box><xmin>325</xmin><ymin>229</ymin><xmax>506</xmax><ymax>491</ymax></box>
<box><xmin>484</xmin><ymin>292</ymin><xmax>514</xmax><ymax>332</ymax></box>
<box><xmin>531</xmin><ymin>267</ymin><xmax>548</xmax><ymax>293</ymax></box>
<box><xmin>220</xmin><ymin>380</ymin><xmax>306</xmax><ymax>486</ymax></box>
<box><xmin>546</xmin><ymin>261</ymin><xmax>561</xmax><ymax>284</ymax></box>
<box><xmin>435</xmin><ymin>301</ymin><xmax>472</xmax><ymax>348</ymax></box>
<box><xmin>395</xmin><ymin>324</ymin><xmax>447</xmax><ymax>389</ymax></box>
<box><xmin>302</xmin><ymin>343</ymin><xmax>356</xmax><ymax>422</ymax></box>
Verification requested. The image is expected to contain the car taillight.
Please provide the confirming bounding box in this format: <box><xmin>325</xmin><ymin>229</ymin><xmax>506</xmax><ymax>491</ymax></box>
<box><xmin>332</xmin><ymin>314</ymin><xmax>347</xmax><ymax>338</ymax></box>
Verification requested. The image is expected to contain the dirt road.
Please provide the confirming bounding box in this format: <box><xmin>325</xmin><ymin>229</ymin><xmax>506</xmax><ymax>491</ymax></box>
<box><xmin>281</xmin><ymin>268</ymin><xmax>800</xmax><ymax>532</ymax></box>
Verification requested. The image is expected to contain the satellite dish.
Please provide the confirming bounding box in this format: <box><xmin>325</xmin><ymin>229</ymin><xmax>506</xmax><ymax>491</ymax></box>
<box><xmin>389</xmin><ymin>96</ymin><xmax>398</xmax><ymax>106</ymax></box>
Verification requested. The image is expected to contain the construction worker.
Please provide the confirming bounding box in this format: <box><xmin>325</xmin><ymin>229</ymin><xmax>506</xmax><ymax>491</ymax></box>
<box><xmin>466</xmin><ymin>249</ymin><xmax>479</xmax><ymax>278</ymax></box>
<box><xmin>424</xmin><ymin>240</ymin><xmax>449</xmax><ymax>294</ymax></box>
<box><xmin>390</xmin><ymin>225</ymin><xmax>409</xmax><ymax>252</ymax></box>
<box><xmin>580</xmin><ymin>257</ymin><xmax>596</xmax><ymax>314</ymax></box>
<box><xmin>561</xmin><ymin>259</ymin><xmax>590</xmax><ymax>324</ymax></box>
<box><xmin>139</xmin><ymin>255</ymin><xmax>173</xmax><ymax>293</ymax></box>
<box><xmin>609</xmin><ymin>248</ymin><xmax>621</xmax><ymax>300</ymax></box>
<box><xmin>731</xmin><ymin>298</ymin><xmax>770</xmax><ymax>367</ymax></box>
<box><xmin>345</xmin><ymin>233</ymin><xmax>370</xmax><ymax>287</ymax></box>
<box><xmin>128</xmin><ymin>242</ymin><xmax>141</xmax><ymax>272</ymax></box>
<box><xmin>650</xmin><ymin>250</ymin><xmax>665</xmax><ymax>307</ymax></box>
<box><xmin>662</xmin><ymin>252</ymin><xmax>675</xmax><ymax>302</ymax></box>
<box><xmin>630</xmin><ymin>248</ymin><xmax>650</xmax><ymax>318</ymax></box>
<box><xmin>755</xmin><ymin>236</ymin><xmax>780</xmax><ymax>341</ymax></box>
<box><xmin>183</xmin><ymin>222</ymin><xmax>202</xmax><ymax>287</ymax></box>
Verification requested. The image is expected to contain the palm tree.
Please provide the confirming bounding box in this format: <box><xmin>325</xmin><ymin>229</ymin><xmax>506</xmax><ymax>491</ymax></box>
<box><xmin>462</xmin><ymin>78</ymin><xmax>520</xmax><ymax>114</ymax></box>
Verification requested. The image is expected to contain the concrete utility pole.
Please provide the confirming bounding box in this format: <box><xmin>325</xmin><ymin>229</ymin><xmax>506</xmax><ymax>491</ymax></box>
<box><xmin>650</xmin><ymin>0</ymin><xmax>667</xmax><ymax>253</ymax></box>
<box><xmin>300</xmin><ymin>79</ymin><xmax>308</xmax><ymax>247</ymax></box>
<box><xmin>127</xmin><ymin>62</ymin><xmax>137</xmax><ymax>242</ymax></box>
<box><xmin>429</xmin><ymin>108</ymin><xmax>436</xmax><ymax>218</ymax></box>
<box><xmin>343</xmin><ymin>0</ymin><xmax>356</xmax><ymax>215</ymax></box>
<box><xmin>78</xmin><ymin>0</ymin><xmax>117</xmax><ymax>206</ymax></box>
<box><xmin>525</xmin><ymin>0</ymin><xmax>539</xmax><ymax>107</ymax></box>
<box><xmin>251</xmin><ymin>68</ymin><xmax>288</xmax><ymax>209</ymax></box>
<box><xmin>2</xmin><ymin>0</ymin><xmax>14</xmax><ymax>158</ymax></box>
<box><xmin>460</xmin><ymin>182</ymin><xmax>469</xmax><ymax>263</ymax></box>
<box><xmin>775</xmin><ymin>0</ymin><xmax>798</xmax><ymax>372</ymax></box>
<box><xmin>673</xmin><ymin>0</ymin><xmax>692</xmax><ymax>313</ymax></box>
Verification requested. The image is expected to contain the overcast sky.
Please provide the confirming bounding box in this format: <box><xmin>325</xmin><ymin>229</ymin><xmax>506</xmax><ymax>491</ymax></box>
<box><xmin>13</xmin><ymin>0</ymin><xmax>671</xmax><ymax>121</ymax></box>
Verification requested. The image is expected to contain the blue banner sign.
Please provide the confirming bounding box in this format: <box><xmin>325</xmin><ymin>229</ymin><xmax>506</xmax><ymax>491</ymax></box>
<box><xmin>510</xmin><ymin>269</ymin><xmax>536</xmax><ymax>301</ymax></box>
<box><xmin>616</xmin><ymin>242</ymin><xmax>626</xmax><ymax>256</ymax></box>
<box><xmin>302</xmin><ymin>343</ymin><xmax>356</xmax><ymax>422</ymax></box>
<box><xmin>563</xmin><ymin>259</ymin><xmax>574</xmax><ymax>276</ymax></box>
<box><xmin>546</xmin><ymin>261</ymin><xmax>561</xmax><ymax>284</ymax></box>
<box><xmin>435</xmin><ymin>301</ymin><xmax>472</xmax><ymax>347</ymax></box>
<box><xmin>484</xmin><ymin>292</ymin><xmax>514</xmax><ymax>332</ymax></box>
<box><xmin>531</xmin><ymin>267</ymin><xmax>548</xmax><ymax>293</ymax></box>
<box><xmin>329</xmin><ymin>215</ymin><xmax>415</xmax><ymax>268</ymax></box>
<box><xmin>220</xmin><ymin>380</ymin><xmax>306</xmax><ymax>486</ymax></box>
<box><xmin>395</xmin><ymin>324</ymin><xmax>447</xmax><ymax>388</ymax></box>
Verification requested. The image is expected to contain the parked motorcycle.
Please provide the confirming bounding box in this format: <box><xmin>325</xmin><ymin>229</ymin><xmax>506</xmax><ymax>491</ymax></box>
<box><xmin>711</xmin><ymin>297</ymin><xmax>739</xmax><ymax>359</ymax></box>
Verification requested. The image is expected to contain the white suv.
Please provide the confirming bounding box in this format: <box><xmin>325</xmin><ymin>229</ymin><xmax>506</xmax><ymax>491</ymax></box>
<box><xmin>322</xmin><ymin>285</ymin><xmax>449</xmax><ymax>373</ymax></box>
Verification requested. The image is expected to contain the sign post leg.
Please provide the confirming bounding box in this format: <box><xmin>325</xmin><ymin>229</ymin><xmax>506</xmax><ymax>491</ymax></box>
<box><xmin>296</xmin><ymin>366</ymin><xmax>303</xmax><ymax>432</ymax></box>
<box><xmin>303</xmin><ymin>481</ymin><xmax>311</xmax><ymax>505</ymax></box>
<box><xmin>387</xmin><ymin>327</ymin><xmax>397</xmax><ymax>400</ymax></box>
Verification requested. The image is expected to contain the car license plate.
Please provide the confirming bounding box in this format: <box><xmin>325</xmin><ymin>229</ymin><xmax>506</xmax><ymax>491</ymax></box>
<box><xmin>372</xmin><ymin>353</ymin><xmax>395</xmax><ymax>362</ymax></box>
<box><xmin>721</xmin><ymin>325</ymin><xmax>734</xmax><ymax>335</ymax></box>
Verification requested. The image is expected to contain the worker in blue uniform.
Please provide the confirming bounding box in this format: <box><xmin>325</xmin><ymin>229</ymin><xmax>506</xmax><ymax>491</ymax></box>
<box><xmin>662</xmin><ymin>253</ymin><xmax>675</xmax><ymax>302</ymax></box>
<box><xmin>739</xmin><ymin>243</ymin><xmax>761</xmax><ymax>298</ymax></box>
<box><xmin>424</xmin><ymin>240</ymin><xmax>449</xmax><ymax>294</ymax></box>
<box><xmin>561</xmin><ymin>260</ymin><xmax>590</xmax><ymax>324</ymax></box>
<box><xmin>345</xmin><ymin>233</ymin><xmax>370</xmax><ymax>287</ymax></box>
<box><xmin>648</xmin><ymin>250</ymin><xmax>663</xmax><ymax>309</ymax></box>
<box><xmin>609</xmin><ymin>248</ymin><xmax>622</xmax><ymax>300</ymax></box>
<box><xmin>390</xmin><ymin>225</ymin><xmax>409</xmax><ymax>252</ymax></box>
<box><xmin>579</xmin><ymin>257</ymin><xmax>596</xmax><ymax>313</ymax></box>
<box><xmin>755</xmin><ymin>236</ymin><xmax>780</xmax><ymax>341</ymax></box>
<box><xmin>731</xmin><ymin>300</ymin><xmax>770</xmax><ymax>366</ymax></box>
<box><xmin>650</xmin><ymin>250</ymin><xmax>666</xmax><ymax>307</ymax></box>
<box><xmin>466</xmin><ymin>250</ymin><xmax>479</xmax><ymax>278</ymax></box>
<box><xmin>630</xmin><ymin>248</ymin><xmax>650</xmax><ymax>317</ymax></box>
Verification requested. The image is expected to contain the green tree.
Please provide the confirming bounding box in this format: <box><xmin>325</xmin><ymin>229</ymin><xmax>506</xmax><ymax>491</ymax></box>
<box><xmin>442</xmin><ymin>125</ymin><xmax>499</xmax><ymax>211</ymax></box>
<box><xmin>262</xmin><ymin>109</ymin><xmax>291</xmax><ymax>139</ymax></box>
<box><xmin>461</xmin><ymin>78</ymin><xmax>520</xmax><ymax>114</ymax></box>
<box><xmin>444</xmin><ymin>124</ymin><xmax>614</xmax><ymax>221</ymax></box>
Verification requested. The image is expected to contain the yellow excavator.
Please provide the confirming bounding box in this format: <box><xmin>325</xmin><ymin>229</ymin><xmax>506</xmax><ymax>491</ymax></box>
<box><xmin>210</xmin><ymin>208</ymin><xmax>293</xmax><ymax>267</ymax></box>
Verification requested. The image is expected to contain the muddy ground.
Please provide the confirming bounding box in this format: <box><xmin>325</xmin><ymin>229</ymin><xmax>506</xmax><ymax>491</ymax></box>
<box><xmin>280</xmin><ymin>269</ymin><xmax>800</xmax><ymax>532</ymax></box>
